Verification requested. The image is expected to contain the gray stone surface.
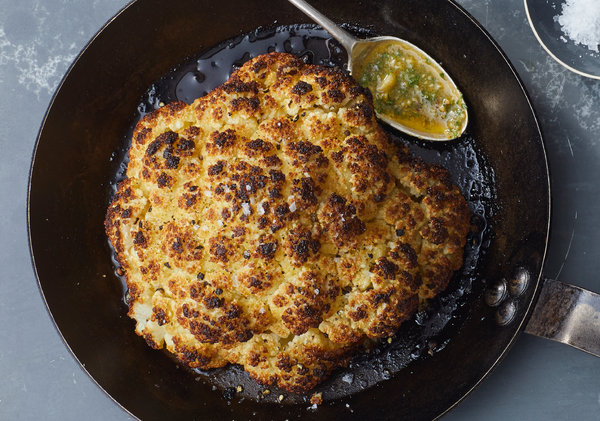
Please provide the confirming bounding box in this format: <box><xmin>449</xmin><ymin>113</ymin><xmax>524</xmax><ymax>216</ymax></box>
<box><xmin>0</xmin><ymin>0</ymin><xmax>598</xmax><ymax>419</ymax></box>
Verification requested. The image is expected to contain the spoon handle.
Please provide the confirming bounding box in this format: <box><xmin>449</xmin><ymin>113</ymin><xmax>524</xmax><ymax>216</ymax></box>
<box><xmin>287</xmin><ymin>0</ymin><xmax>358</xmax><ymax>53</ymax></box>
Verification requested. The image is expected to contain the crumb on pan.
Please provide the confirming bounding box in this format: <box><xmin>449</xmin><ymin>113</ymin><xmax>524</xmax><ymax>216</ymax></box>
<box><xmin>310</xmin><ymin>392</ymin><xmax>323</xmax><ymax>406</ymax></box>
<box><xmin>105</xmin><ymin>52</ymin><xmax>471</xmax><ymax>392</ymax></box>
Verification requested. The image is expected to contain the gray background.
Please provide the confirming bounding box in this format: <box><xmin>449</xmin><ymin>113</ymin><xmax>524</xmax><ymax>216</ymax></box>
<box><xmin>1</xmin><ymin>0</ymin><xmax>599</xmax><ymax>419</ymax></box>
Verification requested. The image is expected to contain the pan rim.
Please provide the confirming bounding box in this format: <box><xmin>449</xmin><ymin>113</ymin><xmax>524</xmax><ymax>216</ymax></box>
<box><xmin>26</xmin><ymin>0</ymin><xmax>552</xmax><ymax>419</ymax></box>
<box><xmin>27</xmin><ymin>1</ymin><xmax>140</xmax><ymax>419</ymax></box>
<box><xmin>434</xmin><ymin>1</ymin><xmax>551</xmax><ymax>419</ymax></box>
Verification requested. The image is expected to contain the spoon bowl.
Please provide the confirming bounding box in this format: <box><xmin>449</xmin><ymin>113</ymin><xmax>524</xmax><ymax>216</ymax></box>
<box><xmin>288</xmin><ymin>0</ymin><xmax>468</xmax><ymax>141</ymax></box>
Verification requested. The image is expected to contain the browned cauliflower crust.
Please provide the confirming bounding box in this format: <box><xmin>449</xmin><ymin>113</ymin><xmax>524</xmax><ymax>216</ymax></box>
<box><xmin>105</xmin><ymin>52</ymin><xmax>471</xmax><ymax>392</ymax></box>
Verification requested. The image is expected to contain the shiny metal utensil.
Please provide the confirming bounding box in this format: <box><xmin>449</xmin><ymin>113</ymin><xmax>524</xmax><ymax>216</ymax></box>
<box><xmin>287</xmin><ymin>0</ymin><xmax>468</xmax><ymax>141</ymax></box>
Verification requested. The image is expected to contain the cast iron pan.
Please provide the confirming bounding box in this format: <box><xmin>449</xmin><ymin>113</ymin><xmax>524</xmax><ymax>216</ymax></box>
<box><xmin>29</xmin><ymin>0</ymin><xmax>591</xmax><ymax>419</ymax></box>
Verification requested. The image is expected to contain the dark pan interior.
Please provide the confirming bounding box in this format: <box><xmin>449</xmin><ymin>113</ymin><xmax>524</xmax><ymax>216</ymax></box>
<box><xmin>28</xmin><ymin>0</ymin><xmax>550</xmax><ymax>420</ymax></box>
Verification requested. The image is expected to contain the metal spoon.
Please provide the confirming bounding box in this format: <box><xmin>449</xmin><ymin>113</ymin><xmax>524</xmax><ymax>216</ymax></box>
<box><xmin>287</xmin><ymin>0</ymin><xmax>468</xmax><ymax>141</ymax></box>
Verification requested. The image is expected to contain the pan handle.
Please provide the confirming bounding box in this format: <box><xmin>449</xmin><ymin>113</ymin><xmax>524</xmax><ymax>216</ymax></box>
<box><xmin>524</xmin><ymin>279</ymin><xmax>600</xmax><ymax>357</ymax></box>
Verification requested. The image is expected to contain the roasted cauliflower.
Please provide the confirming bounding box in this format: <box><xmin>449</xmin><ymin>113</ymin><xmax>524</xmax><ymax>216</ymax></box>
<box><xmin>105</xmin><ymin>52</ymin><xmax>471</xmax><ymax>392</ymax></box>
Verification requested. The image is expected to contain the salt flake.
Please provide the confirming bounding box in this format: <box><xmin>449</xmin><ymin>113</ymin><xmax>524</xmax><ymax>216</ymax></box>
<box><xmin>242</xmin><ymin>203</ymin><xmax>251</xmax><ymax>216</ymax></box>
<box><xmin>556</xmin><ymin>0</ymin><xmax>600</xmax><ymax>52</ymax></box>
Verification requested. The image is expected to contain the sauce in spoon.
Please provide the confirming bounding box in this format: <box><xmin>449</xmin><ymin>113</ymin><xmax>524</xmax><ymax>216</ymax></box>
<box><xmin>352</xmin><ymin>38</ymin><xmax>467</xmax><ymax>140</ymax></box>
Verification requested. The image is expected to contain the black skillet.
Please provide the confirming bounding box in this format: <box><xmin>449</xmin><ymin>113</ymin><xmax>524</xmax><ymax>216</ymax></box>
<box><xmin>28</xmin><ymin>0</ymin><xmax>600</xmax><ymax>419</ymax></box>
